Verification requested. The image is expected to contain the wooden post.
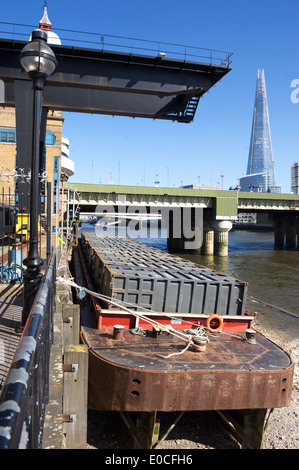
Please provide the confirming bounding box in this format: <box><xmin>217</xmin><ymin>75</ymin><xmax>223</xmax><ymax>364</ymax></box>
<box><xmin>63</xmin><ymin>344</ymin><xmax>89</xmax><ymax>449</ymax></box>
<box><xmin>135</xmin><ymin>412</ymin><xmax>160</xmax><ymax>449</ymax></box>
<box><xmin>242</xmin><ymin>408</ymin><xmax>268</xmax><ymax>449</ymax></box>
<box><xmin>120</xmin><ymin>412</ymin><xmax>160</xmax><ymax>449</ymax></box>
<box><xmin>62</xmin><ymin>304</ymin><xmax>80</xmax><ymax>349</ymax></box>
<box><xmin>215</xmin><ymin>408</ymin><xmax>268</xmax><ymax>449</ymax></box>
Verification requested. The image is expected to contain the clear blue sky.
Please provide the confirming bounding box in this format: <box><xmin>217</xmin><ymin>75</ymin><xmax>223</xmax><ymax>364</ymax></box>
<box><xmin>3</xmin><ymin>0</ymin><xmax>299</xmax><ymax>192</ymax></box>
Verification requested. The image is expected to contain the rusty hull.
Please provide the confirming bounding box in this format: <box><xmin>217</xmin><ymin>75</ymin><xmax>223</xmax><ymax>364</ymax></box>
<box><xmin>81</xmin><ymin>326</ymin><xmax>294</xmax><ymax>413</ymax></box>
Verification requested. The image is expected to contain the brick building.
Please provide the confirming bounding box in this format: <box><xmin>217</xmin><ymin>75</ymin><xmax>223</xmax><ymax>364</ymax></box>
<box><xmin>0</xmin><ymin>106</ymin><xmax>72</xmax><ymax>212</ymax></box>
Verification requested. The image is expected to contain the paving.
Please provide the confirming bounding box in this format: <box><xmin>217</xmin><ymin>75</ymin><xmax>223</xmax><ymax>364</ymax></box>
<box><xmin>0</xmin><ymin>234</ymin><xmax>68</xmax><ymax>449</ymax></box>
<box><xmin>0</xmin><ymin>234</ymin><xmax>52</xmax><ymax>396</ymax></box>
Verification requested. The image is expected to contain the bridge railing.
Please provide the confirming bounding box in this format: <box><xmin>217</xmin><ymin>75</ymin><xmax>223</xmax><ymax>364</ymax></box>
<box><xmin>0</xmin><ymin>247</ymin><xmax>56</xmax><ymax>449</ymax></box>
<box><xmin>0</xmin><ymin>21</ymin><xmax>233</xmax><ymax>67</ymax></box>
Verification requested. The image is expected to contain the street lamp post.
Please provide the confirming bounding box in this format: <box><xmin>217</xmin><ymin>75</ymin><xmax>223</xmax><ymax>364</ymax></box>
<box><xmin>20</xmin><ymin>30</ymin><xmax>57</xmax><ymax>326</ymax></box>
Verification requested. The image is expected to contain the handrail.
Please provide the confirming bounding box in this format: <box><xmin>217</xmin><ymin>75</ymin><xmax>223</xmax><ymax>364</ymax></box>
<box><xmin>0</xmin><ymin>21</ymin><xmax>233</xmax><ymax>67</ymax></box>
<box><xmin>0</xmin><ymin>247</ymin><xmax>57</xmax><ymax>449</ymax></box>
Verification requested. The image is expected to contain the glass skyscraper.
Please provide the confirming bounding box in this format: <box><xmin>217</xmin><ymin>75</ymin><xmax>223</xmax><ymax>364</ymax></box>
<box><xmin>239</xmin><ymin>69</ymin><xmax>280</xmax><ymax>192</ymax></box>
<box><xmin>291</xmin><ymin>163</ymin><xmax>299</xmax><ymax>194</ymax></box>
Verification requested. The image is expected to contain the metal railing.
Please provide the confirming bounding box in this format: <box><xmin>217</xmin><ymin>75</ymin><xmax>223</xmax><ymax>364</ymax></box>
<box><xmin>0</xmin><ymin>247</ymin><xmax>56</xmax><ymax>449</ymax></box>
<box><xmin>0</xmin><ymin>21</ymin><xmax>233</xmax><ymax>67</ymax></box>
<box><xmin>1</xmin><ymin>189</ymin><xmax>27</xmax><ymax>283</ymax></box>
<box><xmin>0</xmin><ymin>186</ymin><xmax>53</xmax><ymax>283</ymax></box>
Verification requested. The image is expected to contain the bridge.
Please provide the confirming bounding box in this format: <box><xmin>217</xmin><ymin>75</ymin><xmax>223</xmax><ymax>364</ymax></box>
<box><xmin>0</xmin><ymin>28</ymin><xmax>231</xmax><ymax>211</ymax></box>
<box><xmin>67</xmin><ymin>182</ymin><xmax>299</xmax><ymax>255</ymax></box>
<box><xmin>0</xmin><ymin>23</ymin><xmax>234</xmax><ymax>254</ymax></box>
<box><xmin>1</xmin><ymin>24</ymin><xmax>297</xmax><ymax>256</ymax></box>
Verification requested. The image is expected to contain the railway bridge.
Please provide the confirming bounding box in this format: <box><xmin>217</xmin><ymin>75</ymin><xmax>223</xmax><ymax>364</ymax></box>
<box><xmin>68</xmin><ymin>183</ymin><xmax>299</xmax><ymax>256</ymax></box>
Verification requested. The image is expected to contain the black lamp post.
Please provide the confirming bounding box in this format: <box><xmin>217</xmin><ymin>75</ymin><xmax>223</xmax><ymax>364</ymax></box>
<box><xmin>20</xmin><ymin>30</ymin><xmax>57</xmax><ymax>326</ymax></box>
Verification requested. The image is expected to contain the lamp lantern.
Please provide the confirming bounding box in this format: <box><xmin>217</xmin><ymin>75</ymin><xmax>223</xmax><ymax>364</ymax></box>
<box><xmin>19</xmin><ymin>30</ymin><xmax>57</xmax><ymax>326</ymax></box>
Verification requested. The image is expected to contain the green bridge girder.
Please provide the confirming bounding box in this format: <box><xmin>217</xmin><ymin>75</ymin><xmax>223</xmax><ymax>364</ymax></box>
<box><xmin>67</xmin><ymin>183</ymin><xmax>299</xmax><ymax>220</ymax></box>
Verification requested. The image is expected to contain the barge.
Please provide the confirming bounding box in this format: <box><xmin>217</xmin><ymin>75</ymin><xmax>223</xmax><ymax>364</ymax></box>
<box><xmin>80</xmin><ymin>233</ymin><xmax>248</xmax><ymax>316</ymax></box>
<box><xmin>70</xmin><ymin>232</ymin><xmax>294</xmax><ymax>449</ymax></box>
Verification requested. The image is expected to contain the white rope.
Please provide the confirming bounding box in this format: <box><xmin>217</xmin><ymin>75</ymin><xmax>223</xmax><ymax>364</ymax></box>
<box><xmin>58</xmin><ymin>275</ymin><xmax>213</xmax><ymax>334</ymax></box>
<box><xmin>56</xmin><ymin>276</ymin><xmax>194</xmax><ymax>344</ymax></box>
<box><xmin>56</xmin><ymin>275</ymin><xmax>246</xmax><ymax>343</ymax></box>
<box><xmin>156</xmin><ymin>339</ymin><xmax>193</xmax><ymax>359</ymax></box>
<box><xmin>56</xmin><ymin>275</ymin><xmax>249</xmax><ymax>361</ymax></box>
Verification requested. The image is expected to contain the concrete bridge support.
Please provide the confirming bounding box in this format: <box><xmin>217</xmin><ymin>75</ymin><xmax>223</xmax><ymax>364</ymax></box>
<box><xmin>166</xmin><ymin>208</ymin><xmax>203</xmax><ymax>253</ymax></box>
<box><xmin>274</xmin><ymin>218</ymin><xmax>285</xmax><ymax>249</ymax></box>
<box><xmin>210</xmin><ymin>220</ymin><xmax>233</xmax><ymax>257</ymax></box>
<box><xmin>166</xmin><ymin>210</ymin><xmax>233</xmax><ymax>257</ymax></box>
<box><xmin>201</xmin><ymin>223</ymin><xmax>214</xmax><ymax>255</ymax></box>
<box><xmin>274</xmin><ymin>215</ymin><xmax>298</xmax><ymax>250</ymax></box>
<box><xmin>285</xmin><ymin>217</ymin><xmax>297</xmax><ymax>249</ymax></box>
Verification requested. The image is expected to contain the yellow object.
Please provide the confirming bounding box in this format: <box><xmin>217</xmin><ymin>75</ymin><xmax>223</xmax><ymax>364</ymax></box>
<box><xmin>57</xmin><ymin>236</ymin><xmax>65</xmax><ymax>246</ymax></box>
<box><xmin>15</xmin><ymin>213</ymin><xmax>42</xmax><ymax>241</ymax></box>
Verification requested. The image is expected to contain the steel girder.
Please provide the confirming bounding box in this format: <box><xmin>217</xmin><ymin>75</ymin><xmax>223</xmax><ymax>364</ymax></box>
<box><xmin>0</xmin><ymin>38</ymin><xmax>231</xmax><ymax>122</ymax></box>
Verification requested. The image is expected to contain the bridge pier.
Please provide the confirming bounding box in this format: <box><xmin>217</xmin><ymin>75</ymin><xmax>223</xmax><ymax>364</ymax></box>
<box><xmin>166</xmin><ymin>211</ymin><xmax>233</xmax><ymax>257</ymax></box>
<box><xmin>274</xmin><ymin>218</ymin><xmax>285</xmax><ymax>249</ymax></box>
<box><xmin>274</xmin><ymin>215</ymin><xmax>299</xmax><ymax>250</ymax></box>
<box><xmin>201</xmin><ymin>222</ymin><xmax>214</xmax><ymax>255</ymax></box>
<box><xmin>274</xmin><ymin>215</ymin><xmax>298</xmax><ymax>250</ymax></box>
<box><xmin>165</xmin><ymin>208</ymin><xmax>203</xmax><ymax>253</ymax></box>
<box><xmin>210</xmin><ymin>220</ymin><xmax>233</xmax><ymax>257</ymax></box>
<box><xmin>285</xmin><ymin>216</ymin><xmax>297</xmax><ymax>249</ymax></box>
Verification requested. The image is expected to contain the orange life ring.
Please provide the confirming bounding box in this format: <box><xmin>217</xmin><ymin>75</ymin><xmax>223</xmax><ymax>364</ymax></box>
<box><xmin>206</xmin><ymin>314</ymin><xmax>223</xmax><ymax>333</ymax></box>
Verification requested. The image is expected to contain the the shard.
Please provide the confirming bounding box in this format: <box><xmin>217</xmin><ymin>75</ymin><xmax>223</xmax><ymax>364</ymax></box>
<box><xmin>239</xmin><ymin>69</ymin><xmax>279</xmax><ymax>192</ymax></box>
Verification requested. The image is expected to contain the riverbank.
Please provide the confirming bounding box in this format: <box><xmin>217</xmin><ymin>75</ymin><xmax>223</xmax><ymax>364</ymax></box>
<box><xmin>249</xmin><ymin>299</ymin><xmax>299</xmax><ymax>449</ymax></box>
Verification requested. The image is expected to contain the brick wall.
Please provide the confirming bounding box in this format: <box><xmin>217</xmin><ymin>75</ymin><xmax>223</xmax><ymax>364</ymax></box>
<box><xmin>0</xmin><ymin>107</ymin><xmax>17</xmax><ymax>200</ymax></box>
<box><xmin>0</xmin><ymin>107</ymin><xmax>64</xmax><ymax>206</ymax></box>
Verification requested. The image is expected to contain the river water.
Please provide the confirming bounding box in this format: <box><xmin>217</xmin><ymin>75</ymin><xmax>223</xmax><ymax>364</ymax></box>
<box><xmin>81</xmin><ymin>224</ymin><xmax>299</xmax><ymax>339</ymax></box>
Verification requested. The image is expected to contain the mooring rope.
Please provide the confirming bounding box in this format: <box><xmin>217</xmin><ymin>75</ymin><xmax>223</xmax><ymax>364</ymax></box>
<box><xmin>248</xmin><ymin>296</ymin><xmax>299</xmax><ymax>319</ymax></box>
<box><xmin>56</xmin><ymin>275</ymin><xmax>246</xmax><ymax>349</ymax></box>
<box><xmin>156</xmin><ymin>339</ymin><xmax>194</xmax><ymax>359</ymax></box>
<box><xmin>57</xmin><ymin>276</ymin><xmax>195</xmax><ymax>345</ymax></box>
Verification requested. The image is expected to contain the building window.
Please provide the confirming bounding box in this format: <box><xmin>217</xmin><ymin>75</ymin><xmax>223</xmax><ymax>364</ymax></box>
<box><xmin>46</xmin><ymin>130</ymin><xmax>56</xmax><ymax>146</ymax></box>
<box><xmin>54</xmin><ymin>157</ymin><xmax>59</xmax><ymax>171</ymax></box>
<box><xmin>0</xmin><ymin>129</ymin><xmax>16</xmax><ymax>142</ymax></box>
<box><xmin>0</xmin><ymin>129</ymin><xmax>56</xmax><ymax>145</ymax></box>
<box><xmin>53</xmin><ymin>156</ymin><xmax>59</xmax><ymax>213</ymax></box>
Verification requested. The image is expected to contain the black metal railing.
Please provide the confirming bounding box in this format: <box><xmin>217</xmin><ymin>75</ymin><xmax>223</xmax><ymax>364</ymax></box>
<box><xmin>1</xmin><ymin>189</ymin><xmax>25</xmax><ymax>283</ymax></box>
<box><xmin>0</xmin><ymin>247</ymin><xmax>56</xmax><ymax>449</ymax></box>
<box><xmin>0</xmin><ymin>21</ymin><xmax>233</xmax><ymax>67</ymax></box>
<box><xmin>0</xmin><ymin>188</ymin><xmax>52</xmax><ymax>284</ymax></box>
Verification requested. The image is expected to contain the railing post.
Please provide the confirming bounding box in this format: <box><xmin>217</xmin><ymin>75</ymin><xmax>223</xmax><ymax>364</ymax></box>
<box><xmin>63</xmin><ymin>344</ymin><xmax>89</xmax><ymax>449</ymax></box>
<box><xmin>62</xmin><ymin>304</ymin><xmax>80</xmax><ymax>349</ymax></box>
<box><xmin>61</xmin><ymin>303</ymin><xmax>88</xmax><ymax>449</ymax></box>
<box><xmin>46</xmin><ymin>181</ymin><xmax>52</xmax><ymax>262</ymax></box>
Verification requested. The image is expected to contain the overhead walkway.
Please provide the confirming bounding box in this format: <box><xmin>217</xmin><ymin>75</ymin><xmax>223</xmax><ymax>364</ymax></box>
<box><xmin>0</xmin><ymin>23</ymin><xmax>232</xmax><ymax>122</ymax></box>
